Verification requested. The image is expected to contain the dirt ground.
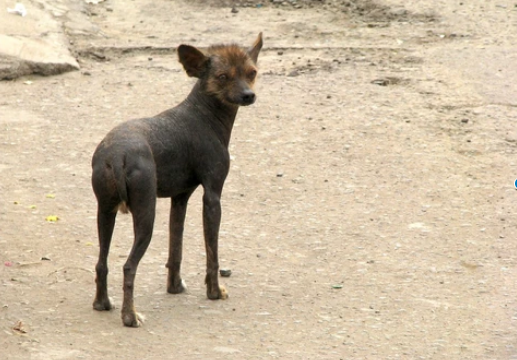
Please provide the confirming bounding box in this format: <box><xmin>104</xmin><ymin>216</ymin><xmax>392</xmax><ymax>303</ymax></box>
<box><xmin>2</xmin><ymin>0</ymin><xmax>517</xmax><ymax>358</ymax></box>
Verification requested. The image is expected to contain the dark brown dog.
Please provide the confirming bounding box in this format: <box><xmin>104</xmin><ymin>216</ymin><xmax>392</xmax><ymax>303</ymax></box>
<box><xmin>91</xmin><ymin>33</ymin><xmax>263</xmax><ymax>327</ymax></box>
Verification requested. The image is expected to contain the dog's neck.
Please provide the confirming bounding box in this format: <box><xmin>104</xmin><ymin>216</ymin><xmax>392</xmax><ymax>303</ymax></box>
<box><xmin>185</xmin><ymin>81</ymin><xmax>239</xmax><ymax>148</ymax></box>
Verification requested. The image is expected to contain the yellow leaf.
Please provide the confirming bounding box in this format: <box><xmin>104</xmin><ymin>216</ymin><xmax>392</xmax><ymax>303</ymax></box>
<box><xmin>45</xmin><ymin>194</ymin><xmax>55</xmax><ymax>199</ymax></box>
<box><xmin>45</xmin><ymin>215</ymin><xmax>59</xmax><ymax>222</ymax></box>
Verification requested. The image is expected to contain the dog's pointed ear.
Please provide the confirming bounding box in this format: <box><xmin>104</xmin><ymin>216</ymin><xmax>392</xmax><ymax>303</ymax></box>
<box><xmin>247</xmin><ymin>32</ymin><xmax>263</xmax><ymax>64</ymax></box>
<box><xmin>178</xmin><ymin>45</ymin><xmax>209</xmax><ymax>78</ymax></box>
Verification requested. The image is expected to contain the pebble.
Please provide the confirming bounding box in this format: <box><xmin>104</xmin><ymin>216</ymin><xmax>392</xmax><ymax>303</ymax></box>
<box><xmin>371</xmin><ymin>79</ymin><xmax>389</xmax><ymax>86</ymax></box>
<box><xmin>219</xmin><ymin>269</ymin><xmax>232</xmax><ymax>277</ymax></box>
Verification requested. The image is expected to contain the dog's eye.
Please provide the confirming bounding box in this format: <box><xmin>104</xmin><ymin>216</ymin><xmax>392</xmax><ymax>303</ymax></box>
<box><xmin>218</xmin><ymin>74</ymin><xmax>228</xmax><ymax>81</ymax></box>
<box><xmin>248</xmin><ymin>70</ymin><xmax>257</xmax><ymax>79</ymax></box>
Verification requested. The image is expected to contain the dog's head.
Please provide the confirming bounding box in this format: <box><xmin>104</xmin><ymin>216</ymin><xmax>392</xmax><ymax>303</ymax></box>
<box><xmin>178</xmin><ymin>33</ymin><xmax>263</xmax><ymax>106</ymax></box>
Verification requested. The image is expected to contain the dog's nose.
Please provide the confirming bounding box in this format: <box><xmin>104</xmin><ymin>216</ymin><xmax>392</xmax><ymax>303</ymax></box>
<box><xmin>240</xmin><ymin>90</ymin><xmax>256</xmax><ymax>105</ymax></box>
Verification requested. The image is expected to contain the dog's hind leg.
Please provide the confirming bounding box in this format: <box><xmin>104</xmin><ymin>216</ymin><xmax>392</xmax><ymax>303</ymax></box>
<box><xmin>120</xmin><ymin>161</ymin><xmax>157</xmax><ymax>327</ymax></box>
<box><xmin>93</xmin><ymin>207</ymin><xmax>117</xmax><ymax>311</ymax></box>
<box><xmin>167</xmin><ymin>191</ymin><xmax>194</xmax><ymax>294</ymax></box>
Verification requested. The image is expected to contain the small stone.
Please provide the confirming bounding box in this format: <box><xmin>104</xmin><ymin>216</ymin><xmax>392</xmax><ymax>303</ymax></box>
<box><xmin>372</xmin><ymin>79</ymin><xmax>389</xmax><ymax>86</ymax></box>
<box><xmin>461</xmin><ymin>118</ymin><xmax>469</xmax><ymax>123</ymax></box>
<box><xmin>219</xmin><ymin>269</ymin><xmax>232</xmax><ymax>277</ymax></box>
<box><xmin>231</xmin><ymin>7</ymin><xmax>239</xmax><ymax>13</ymax></box>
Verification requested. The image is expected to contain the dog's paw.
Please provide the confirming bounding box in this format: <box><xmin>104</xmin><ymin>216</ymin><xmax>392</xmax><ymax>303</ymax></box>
<box><xmin>167</xmin><ymin>279</ymin><xmax>187</xmax><ymax>294</ymax></box>
<box><xmin>93</xmin><ymin>296</ymin><xmax>113</xmax><ymax>311</ymax></box>
<box><xmin>219</xmin><ymin>285</ymin><xmax>228</xmax><ymax>300</ymax></box>
<box><xmin>122</xmin><ymin>311</ymin><xmax>145</xmax><ymax>328</ymax></box>
<box><xmin>207</xmin><ymin>285</ymin><xmax>228</xmax><ymax>300</ymax></box>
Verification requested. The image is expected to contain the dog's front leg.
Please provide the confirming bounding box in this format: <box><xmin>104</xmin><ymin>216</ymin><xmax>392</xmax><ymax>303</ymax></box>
<box><xmin>202</xmin><ymin>186</ymin><xmax>228</xmax><ymax>300</ymax></box>
<box><xmin>167</xmin><ymin>192</ymin><xmax>193</xmax><ymax>294</ymax></box>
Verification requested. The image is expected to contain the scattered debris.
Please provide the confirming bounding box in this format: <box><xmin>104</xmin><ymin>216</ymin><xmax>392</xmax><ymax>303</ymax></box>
<box><xmin>12</xmin><ymin>321</ymin><xmax>27</xmax><ymax>335</ymax></box>
<box><xmin>371</xmin><ymin>79</ymin><xmax>389</xmax><ymax>86</ymax></box>
<box><xmin>371</xmin><ymin>77</ymin><xmax>407</xmax><ymax>86</ymax></box>
<box><xmin>45</xmin><ymin>215</ymin><xmax>59</xmax><ymax>222</ymax></box>
<box><xmin>7</xmin><ymin>3</ymin><xmax>26</xmax><ymax>17</ymax></box>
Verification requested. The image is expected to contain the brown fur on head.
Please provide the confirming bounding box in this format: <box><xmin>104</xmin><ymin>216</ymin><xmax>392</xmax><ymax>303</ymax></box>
<box><xmin>177</xmin><ymin>33</ymin><xmax>263</xmax><ymax>106</ymax></box>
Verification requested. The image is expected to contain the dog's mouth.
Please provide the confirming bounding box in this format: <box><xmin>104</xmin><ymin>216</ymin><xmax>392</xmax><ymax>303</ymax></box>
<box><xmin>228</xmin><ymin>98</ymin><xmax>256</xmax><ymax>107</ymax></box>
<box><xmin>227</xmin><ymin>91</ymin><xmax>256</xmax><ymax>106</ymax></box>
<box><xmin>238</xmin><ymin>97</ymin><xmax>256</xmax><ymax>106</ymax></box>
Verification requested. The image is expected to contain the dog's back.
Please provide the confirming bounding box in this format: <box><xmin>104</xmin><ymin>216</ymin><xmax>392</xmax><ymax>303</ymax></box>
<box><xmin>92</xmin><ymin>87</ymin><xmax>234</xmax><ymax>206</ymax></box>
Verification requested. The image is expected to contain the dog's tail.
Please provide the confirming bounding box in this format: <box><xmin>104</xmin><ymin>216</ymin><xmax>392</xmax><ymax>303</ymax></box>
<box><xmin>111</xmin><ymin>158</ymin><xmax>130</xmax><ymax>214</ymax></box>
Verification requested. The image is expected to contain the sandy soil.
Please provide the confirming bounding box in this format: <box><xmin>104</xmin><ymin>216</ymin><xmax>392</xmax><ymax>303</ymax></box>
<box><xmin>2</xmin><ymin>0</ymin><xmax>517</xmax><ymax>359</ymax></box>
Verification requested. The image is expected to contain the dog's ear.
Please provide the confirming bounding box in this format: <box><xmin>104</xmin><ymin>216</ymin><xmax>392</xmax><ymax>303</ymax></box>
<box><xmin>178</xmin><ymin>45</ymin><xmax>209</xmax><ymax>78</ymax></box>
<box><xmin>247</xmin><ymin>32</ymin><xmax>263</xmax><ymax>64</ymax></box>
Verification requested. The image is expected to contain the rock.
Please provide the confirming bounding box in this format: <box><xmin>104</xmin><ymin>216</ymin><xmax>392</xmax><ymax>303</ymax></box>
<box><xmin>0</xmin><ymin>0</ymin><xmax>103</xmax><ymax>80</ymax></box>
<box><xmin>219</xmin><ymin>269</ymin><xmax>232</xmax><ymax>277</ymax></box>
<box><xmin>0</xmin><ymin>34</ymin><xmax>79</xmax><ymax>80</ymax></box>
